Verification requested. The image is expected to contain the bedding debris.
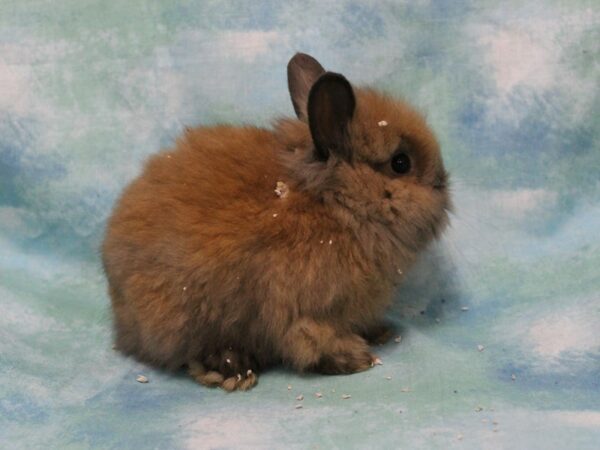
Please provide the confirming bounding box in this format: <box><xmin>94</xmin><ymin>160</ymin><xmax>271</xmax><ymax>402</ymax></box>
<box><xmin>275</xmin><ymin>181</ymin><xmax>289</xmax><ymax>198</ymax></box>
<box><xmin>136</xmin><ymin>375</ymin><xmax>149</xmax><ymax>383</ymax></box>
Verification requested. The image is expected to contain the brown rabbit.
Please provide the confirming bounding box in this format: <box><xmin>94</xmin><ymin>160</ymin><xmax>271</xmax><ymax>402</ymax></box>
<box><xmin>102</xmin><ymin>53</ymin><xmax>451</xmax><ymax>391</ymax></box>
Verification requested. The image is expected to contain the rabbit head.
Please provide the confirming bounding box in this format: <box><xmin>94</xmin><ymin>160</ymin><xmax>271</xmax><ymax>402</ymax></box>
<box><xmin>278</xmin><ymin>53</ymin><xmax>451</xmax><ymax>253</ymax></box>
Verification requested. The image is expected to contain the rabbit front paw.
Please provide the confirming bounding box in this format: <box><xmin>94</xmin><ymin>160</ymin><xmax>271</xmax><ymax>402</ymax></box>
<box><xmin>282</xmin><ymin>319</ymin><xmax>375</xmax><ymax>375</ymax></box>
<box><xmin>315</xmin><ymin>346</ymin><xmax>375</xmax><ymax>375</ymax></box>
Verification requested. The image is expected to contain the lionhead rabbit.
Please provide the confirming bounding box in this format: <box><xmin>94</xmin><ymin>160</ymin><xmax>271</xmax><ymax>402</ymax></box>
<box><xmin>102</xmin><ymin>53</ymin><xmax>451</xmax><ymax>391</ymax></box>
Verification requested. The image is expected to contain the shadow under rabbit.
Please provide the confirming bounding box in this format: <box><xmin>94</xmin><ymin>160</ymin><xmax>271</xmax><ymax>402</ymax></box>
<box><xmin>386</xmin><ymin>241</ymin><xmax>464</xmax><ymax>329</ymax></box>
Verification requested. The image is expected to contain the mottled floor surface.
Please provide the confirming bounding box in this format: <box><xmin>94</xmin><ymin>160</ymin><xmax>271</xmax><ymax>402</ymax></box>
<box><xmin>1</xmin><ymin>1</ymin><xmax>599</xmax><ymax>448</ymax></box>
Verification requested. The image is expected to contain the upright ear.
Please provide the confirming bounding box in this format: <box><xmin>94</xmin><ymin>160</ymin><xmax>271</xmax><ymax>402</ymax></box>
<box><xmin>307</xmin><ymin>72</ymin><xmax>355</xmax><ymax>162</ymax></box>
<box><xmin>287</xmin><ymin>53</ymin><xmax>325</xmax><ymax>121</ymax></box>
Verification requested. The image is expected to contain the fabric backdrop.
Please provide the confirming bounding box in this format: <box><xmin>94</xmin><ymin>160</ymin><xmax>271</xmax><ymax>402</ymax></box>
<box><xmin>1</xmin><ymin>1</ymin><xmax>599</xmax><ymax>448</ymax></box>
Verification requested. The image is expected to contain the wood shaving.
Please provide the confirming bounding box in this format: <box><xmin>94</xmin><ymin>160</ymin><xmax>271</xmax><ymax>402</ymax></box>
<box><xmin>372</xmin><ymin>357</ymin><xmax>383</xmax><ymax>366</ymax></box>
<box><xmin>385</xmin><ymin>376</ymin><xmax>392</xmax><ymax>380</ymax></box>
<box><xmin>275</xmin><ymin>181</ymin><xmax>289</xmax><ymax>198</ymax></box>
<box><xmin>397</xmin><ymin>268</ymin><xmax>403</xmax><ymax>275</ymax></box>
<box><xmin>477</xmin><ymin>344</ymin><xmax>485</xmax><ymax>352</ymax></box>
<box><xmin>226</xmin><ymin>358</ymin><xmax>231</xmax><ymax>364</ymax></box>
<box><xmin>328</xmin><ymin>239</ymin><xmax>333</xmax><ymax>245</ymax></box>
<box><xmin>400</xmin><ymin>388</ymin><xmax>411</xmax><ymax>393</ymax></box>
<box><xmin>136</xmin><ymin>375</ymin><xmax>149</xmax><ymax>383</ymax></box>
<box><xmin>295</xmin><ymin>404</ymin><xmax>303</xmax><ymax>409</ymax></box>
<box><xmin>287</xmin><ymin>385</ymin><xmax>292</xmax><ymax>390</ymax></box>
<box><xmin>378</xmin><ymin>120</ymin><xmax>388</xmax><ymax>127</ymax></box>
<box><xmin>237</xmin><ymin>374</ymin><xmax>242</xmax><ymax>381</ymax></box>
<box><xmin>342</xmin><ymin>394</ymin><xmax>351</xmax><ymax>399</ymax></box>
<box><xmin>247</xmin><ymin>369</ymin><xmax>253</xmax><ymax>376</ymax></box>
<box><xmin>182</xmin><ymin>286</ymin><xmax>187</xmax><ymax>291</ymax></box>
<box><xmin>296</xmin><ymin>394</ymin><xmax>304</xmax><ymax>401</ymax></box>
<box><xmin>457</xmin><ymin>434</ymin><xmax>464</xmax><ymax>441</ymax></box>
<box><xmin>394</xmin><ymin>336</ymin><xmax>402</xmax><ymax>343</ymax></box>
<box><xmin>273</xmin><ymin>213</ymin><xmax>278</xmax><ymax>217</ymax></box>
<box><xmin>315</xmin><ymin>392</ymin><xmax>323</xmax><ymax>398</ymax></box>
<box><xmin>319</xmin><ymin>240</ymin><xmax>324</xmax><ymax>244</ymax></box>
<box><xmin>475</xmin><ymin>406</ymin><xmax>483</xmax><ymax>412</ymax></box>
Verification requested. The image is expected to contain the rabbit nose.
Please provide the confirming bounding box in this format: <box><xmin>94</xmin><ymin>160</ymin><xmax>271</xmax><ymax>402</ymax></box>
<box><xmin>433</xmin><ymin>170</ymin><xmax>448</xmax><ymax>189</ymax></box>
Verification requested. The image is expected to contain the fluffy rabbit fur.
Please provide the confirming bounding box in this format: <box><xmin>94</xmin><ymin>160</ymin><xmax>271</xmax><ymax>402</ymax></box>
<box><xmin>102</xmin><ymin>53</ymin><xmax>451</xmax><ymax>391</ymax></box>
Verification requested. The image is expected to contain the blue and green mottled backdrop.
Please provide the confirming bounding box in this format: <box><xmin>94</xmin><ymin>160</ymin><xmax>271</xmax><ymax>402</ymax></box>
<box><xmin>1</xmin><ymin>1</ymin><xmax>599</xmax><ymax>448</ymax></box>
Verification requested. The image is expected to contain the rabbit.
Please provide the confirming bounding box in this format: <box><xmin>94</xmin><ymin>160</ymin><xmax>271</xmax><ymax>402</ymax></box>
<box><xmin>101</xmin><ymin>53</ymin><xmax>451</xmax><ymax>391</ymax></box>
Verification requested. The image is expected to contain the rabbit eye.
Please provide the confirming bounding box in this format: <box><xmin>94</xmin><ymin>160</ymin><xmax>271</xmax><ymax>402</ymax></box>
<box><xmin>391</xmin><ymin>152</ymin><xmax>411</xmax><ymax>175</ymax></box>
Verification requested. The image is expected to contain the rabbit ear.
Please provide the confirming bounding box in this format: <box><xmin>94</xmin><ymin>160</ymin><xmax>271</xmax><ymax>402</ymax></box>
<box><xmin>287</xmin><ymin>53</ymin><xmax>326</xmax><ymax>121</ymax></box>
<box><xmin>307</xmin><ymin>72</ymin><xmax>355</xmax><ymax>162</ymax></box>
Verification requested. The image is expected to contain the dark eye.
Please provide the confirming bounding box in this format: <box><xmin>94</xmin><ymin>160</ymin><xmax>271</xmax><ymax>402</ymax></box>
<box><xmin>391</xmin><ymin>152</ymin><xmax>411</xmax><ymax>174</ymax></box>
